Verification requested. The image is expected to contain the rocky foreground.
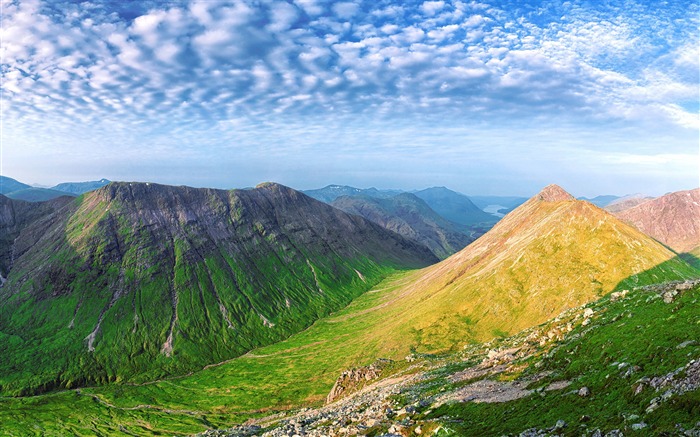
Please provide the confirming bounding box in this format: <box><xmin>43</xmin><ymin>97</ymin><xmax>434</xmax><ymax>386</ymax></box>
<box><xmin>200</xmin><ymin>280</ymin><xmax>700</xmax><ymax>437</ymax></box>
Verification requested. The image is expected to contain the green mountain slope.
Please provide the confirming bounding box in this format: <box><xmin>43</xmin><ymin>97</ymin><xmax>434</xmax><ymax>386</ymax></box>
<box><xmin>0</xmin><ymin>181</ymin><xmax>436</xmax><ymax>396</ymax></box>
<box><xmin>331</xmin><ymin>193</ymin><xmax>477</xmax><ymax>259</ymax></box>
<box><xmin>414</xmin><ymin>186</ymin><xmax>498</xmax><ymax>225</ymax></box>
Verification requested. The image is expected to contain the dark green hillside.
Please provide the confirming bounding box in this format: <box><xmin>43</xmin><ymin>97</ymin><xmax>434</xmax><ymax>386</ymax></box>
<box><xmin>0</xmin><ymin>181</ymin><xmax>436</xmax><ymax>396</ymax></box>
<box><xmin>332</xmin><ymin>193</ymin><xmax>477</xmax><ymax>259</ymax></box>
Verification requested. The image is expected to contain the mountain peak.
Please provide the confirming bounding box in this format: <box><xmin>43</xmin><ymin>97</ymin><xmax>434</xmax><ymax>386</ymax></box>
<box><xmin>535</xmin><ymin>184</ymin><xmax>574</xmax><ymax>202</ymax></box>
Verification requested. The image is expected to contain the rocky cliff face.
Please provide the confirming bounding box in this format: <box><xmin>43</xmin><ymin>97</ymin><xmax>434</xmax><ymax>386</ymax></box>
<box><xmin>0</xmin><ymin>182</ymin><xmax>437</xmax><ymax>395</ymax></box>
<box><xmin>613</xmin><ymin>188</ymin><xmax>700</xmax><ymax>253</ymax></box>
<box><xmin>0</xmin><ymin>194</ymin><xmax>73</xmax><ymax>279</ymax></box>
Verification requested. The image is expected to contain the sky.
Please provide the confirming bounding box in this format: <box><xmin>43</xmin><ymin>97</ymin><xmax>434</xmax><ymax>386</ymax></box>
<box><xmin>1</xmin><ymin>0</ymin><xmax>698</xmax><ymax>197</ymax></box>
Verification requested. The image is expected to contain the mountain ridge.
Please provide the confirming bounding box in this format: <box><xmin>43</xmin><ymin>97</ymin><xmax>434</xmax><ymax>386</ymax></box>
<box><xmin>0</xmin><ymin>181</ymin><xmax>437</xmax><ymax>395</ymax></box>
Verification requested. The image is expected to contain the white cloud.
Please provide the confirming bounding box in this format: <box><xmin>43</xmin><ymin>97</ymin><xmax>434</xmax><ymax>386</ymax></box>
<box><xmin>421</xmin><ymin>1</ymin><xmax>446</xmax><ymax>17</ymax></box>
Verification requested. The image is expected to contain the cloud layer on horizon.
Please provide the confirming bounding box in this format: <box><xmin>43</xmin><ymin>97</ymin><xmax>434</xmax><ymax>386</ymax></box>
<box><xmin>1</xmin><ymin>0</ymin><xmax>698</xmax><ymax>195</ymax></box>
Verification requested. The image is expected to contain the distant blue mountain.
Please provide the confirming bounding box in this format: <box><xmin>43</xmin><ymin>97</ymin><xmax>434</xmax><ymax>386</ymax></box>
<box><xmin>52</xmin><ymin>178</ymin><xmax>111</xmax><ymax>195</ymax></box>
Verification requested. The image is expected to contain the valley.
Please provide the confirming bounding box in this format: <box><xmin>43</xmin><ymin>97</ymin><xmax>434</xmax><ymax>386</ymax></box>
<box><xmin>0</xmin><ymin>180</ymin><xmax>698</xmax><ymax>436</ymax></box>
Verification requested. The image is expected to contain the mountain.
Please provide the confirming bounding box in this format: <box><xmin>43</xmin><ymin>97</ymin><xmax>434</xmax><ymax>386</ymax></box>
<box><xmin>0</xmin><ymin>176</ymin><xmax>78</xmax><ymax>202</ymax></box>
<box><xmin>614</xmin><ymin>188</ymin><xmax>700</xmax><ymax>254</ymax></box>
<box><xmin>603</xmin><ymin>193</ymin><xmax>654</xmax><ymax>213</ymax></box>
<box><xmin>577</xmin><ymin>194</ymin><xmax>620</xmax><ymax>207</ymax></box>
<box><xmin>331</xmin><ymin>193</ymin><xmax>476</xmax><ymax>259</ymax></box>
<box><xmin>0</xmin><ymin>181</ymin><xmax>436</xmax><ymax>395</ymax></box>
<box><xmin>0</xmin><ymin>176</ymin><xmax>31</xmax><ymax>195</ymax></box>
<box><xmin>52</xmin><ymin>178</ymin><xmax>111</xmax><ymax>195</ymax></box>
<box><xmin>4</xmin><ymin>187</ymin><xmax>77</xmax><ymax>202</ymax></box>
<box><xmin>351</xmin><ymin>184</ymin><xmax>699</xmax><ymax>353</ymax></box>
<box><xmin>0</xmin><ymin>195</ymin><xmax>74</xmax><ymax>279</ymax></box>
<box><xmin>303</xmin><ymin>185</ymin><xmax>402</xmax><ymax>203</ymax></box>
<box><xmin>413</xmin><ymin>187</ymin><xmax>499</xmax><ymax>225</ymax></box>
<box><xmin>0</xmin><ymin>184</ymin><xmax>697</xmax><ymax>435</ymax></box>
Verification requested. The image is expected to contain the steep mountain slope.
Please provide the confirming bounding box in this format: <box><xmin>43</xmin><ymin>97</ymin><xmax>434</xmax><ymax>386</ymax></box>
<box><xmin>52</xmin><ymin>178</ymin><xmax>111</xmax><ymax>195</ymax></box>
<box><xmin>250</xmin><ymin>280</ymin><xmax>700</xmax><ymax>437</ymax></box>
<box><xmin>0</xmin><ymin>176</ymin><xmax>31</xmax><ymax>195</ymax></box>
<box><xmin>0</xmin><ymin>182</ymin><xmax>436</xmax><ymax>395</ymax></box>
<box><xmin>331</xmin><ymin>193</ymin><xmax>476</xmax><ymax>259</ymax></box>
<box><xmin>614</xmin><ymin>188</ymin><xmax>700</xmax><ymax>253</ymax></box>
<box><xmin>358</xmin><ymin>184</ymin><xmax>699</xmax><ymax>353</ymax></box>
<box><xmin>414</xmin><ymin>187</ymin><xmax>498</xmax><ymax>225</ymax></box>
<box><xmin>604</xmin><ymin>193</ymin><xmax>654</xmax><ymax>212</ymax></box>
<box><xmin>304</xmin><ymin>185</ymin><xmax>402</xmax><ymax>203</ymax></box>
<box><xmin>0</xmin><ymin>195</ymin><xmax>74</xmax><ymax>279</ymax></box>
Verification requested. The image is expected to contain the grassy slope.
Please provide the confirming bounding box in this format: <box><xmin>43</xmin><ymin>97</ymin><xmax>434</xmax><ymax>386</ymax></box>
<box><xmin>2</xmin><ymin>256</ymin><xmax>698</xmax><ymax>435</ymax></box>
<box><xmin>428</xmin><ymin>280</ymin><xmax>700</xmax><ymax>435</ymax></box>
<box><xmin>0</xmin><ymin>183</ymin><xmax>434</xmax><ymax>396</ymax></box>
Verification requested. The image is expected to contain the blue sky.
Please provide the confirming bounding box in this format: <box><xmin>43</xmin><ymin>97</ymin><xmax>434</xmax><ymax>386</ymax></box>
<box><xmin>1</xmin><ymin>0</ymin><xmax>698</xmax><ymax>196</ymax></box>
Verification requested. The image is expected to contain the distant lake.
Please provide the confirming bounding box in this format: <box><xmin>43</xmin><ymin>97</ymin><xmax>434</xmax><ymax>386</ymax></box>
<box><xmin>483</xmin><ymin>204</ymin><xmax>507</xmax><ymax>217</ymax></box>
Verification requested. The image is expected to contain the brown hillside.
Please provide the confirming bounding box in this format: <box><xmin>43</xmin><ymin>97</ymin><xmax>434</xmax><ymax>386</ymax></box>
<box><xmin>614</xmin><ymin>188</ymin><xmax>700</xmax><ymax>253</ymax></box>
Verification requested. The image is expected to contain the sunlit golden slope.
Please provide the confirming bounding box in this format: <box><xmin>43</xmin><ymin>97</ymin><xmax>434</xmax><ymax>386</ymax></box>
<box><xmin>350</xmin><ymin>184</ymin><xmax>698</xmax><ymax>354</ymax></box>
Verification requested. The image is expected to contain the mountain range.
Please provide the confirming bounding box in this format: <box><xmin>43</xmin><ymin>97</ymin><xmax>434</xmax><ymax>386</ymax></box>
<box><xmin>0</xmin><ymin>179</ymin><xmax>698</xmax><ymax>435</ymax></box>
<box><xmin>0</xmin><ymin>176</ymin><xmax>111</xmax><ymax>202</ymax></box>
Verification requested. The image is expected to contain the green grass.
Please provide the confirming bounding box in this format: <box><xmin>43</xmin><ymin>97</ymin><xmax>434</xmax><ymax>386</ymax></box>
<box><xmin>427</xmin><ymin>282</ymin><xmax>700</xmax><ymax>435</ymax></box>
<box><xmin>0</xmin><ymin>272</ymin><xmax>419</xmax><ymax>435</ymax></box>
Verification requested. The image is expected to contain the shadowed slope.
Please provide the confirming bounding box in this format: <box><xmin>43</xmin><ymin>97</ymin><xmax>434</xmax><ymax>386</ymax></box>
<box><xmin>331</xmin><ymin>193</ymin><xmax>476</xmax><ymax>259</ymax></box>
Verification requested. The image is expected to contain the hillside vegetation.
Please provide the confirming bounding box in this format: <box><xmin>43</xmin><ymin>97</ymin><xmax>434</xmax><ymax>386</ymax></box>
<box><xmin>0</xmin><ymin>182</ymin><xmax>436</xmax><ymax>396</ymax></box>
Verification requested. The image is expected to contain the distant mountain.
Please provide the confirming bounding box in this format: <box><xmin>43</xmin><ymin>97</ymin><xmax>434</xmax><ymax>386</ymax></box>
<box><xmin>614</xmin><ymin>188</ymin><xmax>700</xmax><ymax>254</ymax></box>
<box><xmin>604</xmin><ymin>194</ymin><xmax>654</xmax><ymax>213</ymax></box>
<box><xmin>577</xmin><ymin>194</ymin><xmax>621</xmax><ymax>207</ymax></box>
<box><xmin>413</xmin><ymin>187</ymin><xmax>498</xmax><ymax>225</ymax></box>
<box><xmin>0</xmin><ymin>181</ymin><xmax>436</xmax><ymax>395</ymax></box>
<box><xmin>331</xmin><ymin>193</ymin><xmax>476</xmax><ymax>259</ymax></box>
<box><xmin>0</xmin><ymin>176</ymin><xmax>31</xmax><ymax>195</ymax></box>
<box><xmin>5</xmin><ymin>187</ymin><xmax>77</xmax><ymax>202</ymax></box>
<box><xmin>348</xmin><ymin>184</ymin><xmax>698</xmax><ymax>354</ymax></box>
<box><xmin>304</xmin><ymin>185</ymin><xmax>403</xmax><ymax>203</ymax></box>
<box><xmin>0</xmin><ymin>176</ymin><xmax>80</xmax><ymax>202</ymax></box>
<box><xmin>52</xmin><ymin>178</ymin><xmax>111</xmax><ymax>195</ymax></box>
